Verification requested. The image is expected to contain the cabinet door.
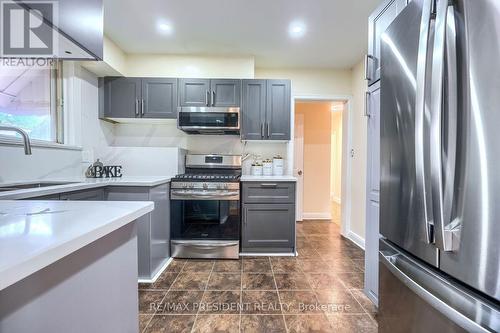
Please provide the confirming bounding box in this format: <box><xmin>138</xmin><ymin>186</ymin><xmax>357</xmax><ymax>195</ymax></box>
<box><xmin>367</xmin><ymin>0</ymin><xmax>408</xmax><ymax>85</ymax></box>
<box><xmin>242</xmin><ymin>204</ymin><xmax>295</xmax><ymax>249</ymax></box>
<box><xmin>60</xmin><ymin>188</ymin><xmax>104</xmax><ymax>201</ymax></box>
<box><xmin>365</xmin><ymin>200</ymin><xmax>380</xmax><ymax>305</ymax></box>
<box><xmin>141</xmin><ymin>78</ymin><xmax>178</xmax><ymax>119</ymax></box>
<box><xmin>364</xmin><ymin>81</ymin><xmax>380</xmax><ymax>305</ymax></box>
<box><xmin>210</xmin><ymin>79</ymin><xmax>240</xmax><ymax>107</ymax></box>
<box><xmin>266</xmin><ymin>80</ymin><xmax>291</xmax><ymax>140</ymax></box>
<box><xmin>367</xmin><ymin>82</ymin><xmax>381</xmax><ymax>202</ymax></box>
<box><xmin>241</xmin><ymin>80</ymin><xmax>266</xmax><ymax>140</ymax></box>
<box><xmin>178</xmin><ymin>78</ymin><xmax>210</xmax><ymax>107</ymax></box>
<box><xmin>104</xmin><ymin>77</ymin><xmax>141</xmax><ymax>118</ymax></box>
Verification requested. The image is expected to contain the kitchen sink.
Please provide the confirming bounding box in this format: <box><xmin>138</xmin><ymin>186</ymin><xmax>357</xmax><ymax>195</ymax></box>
<box><xmin>0</xmin><ymin>182</ymin><xmax>78</xmax><ymax>192</ymax></box>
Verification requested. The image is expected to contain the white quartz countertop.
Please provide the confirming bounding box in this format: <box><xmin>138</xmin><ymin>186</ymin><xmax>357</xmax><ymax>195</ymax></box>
<box><xmin>0</xmin><ymin>176</ymin><xmax>173</xmax><ymax>200</ymax></box>
<box><xmin>240</xmin><ymin>175</ymin><xmax>297</xmax><ymax>182</ymax></box>
<box><xmin>0</xmin><ymin>200</ymin><xmax>154</xmax><ymax>291</ymax></box>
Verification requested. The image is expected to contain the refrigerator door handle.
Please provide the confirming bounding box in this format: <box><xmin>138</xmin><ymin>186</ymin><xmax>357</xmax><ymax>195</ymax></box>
<box><xmin>415</xmin><ymin>0</ymin><xmax>434</xmax><ymax>244</ymax></box>
<box><xmin>380</xmin><ymin>247</ymin><xmax>498</xmax><ymax>333</ymax></box>
<box><xmin>430</xmin><ymin>1</ymin><xmax>460</xmax><ymax>252</ymax></box>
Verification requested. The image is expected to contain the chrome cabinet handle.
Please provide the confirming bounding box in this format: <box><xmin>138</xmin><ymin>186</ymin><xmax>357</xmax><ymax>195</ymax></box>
<box><xmin>141</xmin><ymin>99</ymin><xmax>145</xmax><ymax>116</ymax></box>
<box><xmin>212</xmin><ymin>91</ymin><xmax>216</xmax><ymax>106</ymax></box>
<box><xmin>135</xmin><ymin>99</ymin><xmax>139</xmax><ymax>116</ymax></box>
<box><xmin>260</xmin><ymin>123</ymin><xmax>264</xmax><ymax>138</ymax></box>
<box><xmin>364</xmin><ymin>91</ymin><xmax>371</xmax><ymax>117</ymax></box>
<box><xmin>260</xmin><ymin>183</ymin><xmax>278</xmax><ymax>187</ymax></box>
<box><xmin>267</xmin><ymin>122</ymin><xmax>270</xmax><ymax>138</ymax></box>
<box><xmin>365</xmin><ymin>54</ymin><xmax>375</xmax><ymax>81</ymax></box>
<box><xmin>205</xmin><ymin>90</ymin><xmax>210</xmax><ymax>106</ymax></box>
<box><xmin>415</xmin><ymin>0</ymin><xmax>434</xmax><ymax>245</ymax></box>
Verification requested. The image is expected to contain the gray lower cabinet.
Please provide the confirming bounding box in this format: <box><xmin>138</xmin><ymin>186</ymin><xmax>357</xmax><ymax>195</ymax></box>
<box><xmin>102</xmin><ymin>77</ymin><xmax>177</xmax><ymax>119</ymax></box>
<box><xmin>179</xmin><ymin>78</ymin><xmax>240</xmax><ymax>107</ymax></box>
<box><xmin>105</xmin><ymin>184</ymin><xmax>170</xmax><ymax>280</ymax></box>
<box><xmin>241</xmin><ymin>182</ymin><xmax>296</xmax><ymax>254</ymax></box>
<box><xmin>60</xmin><ymin>188</ymin><xmax>104</xmax><ymax>201</ymax></box>
<box><xmin>241</xmin><ymin>79</ymin><xmax>291</xmax><ymax>141</ymax></box>
<box><xmin>25</xmin><ymin>188</ymin><xmax>104</xmax><ymax>201</ymax></box>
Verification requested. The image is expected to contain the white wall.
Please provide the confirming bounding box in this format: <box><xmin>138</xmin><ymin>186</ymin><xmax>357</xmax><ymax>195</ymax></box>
<box><xmin>125</xmin><ymin>54</ymin><xmax>255</xmax><ymax>78</ymax></box>
<box><xmin>255</xmin><ymin>68</ymin><xmax>352</xmax><ymax>96</ymax></box>
<box><xmin>349</xmin><ymin>60</ymin><xmax>368</xmax><ymax>244</ymax></box>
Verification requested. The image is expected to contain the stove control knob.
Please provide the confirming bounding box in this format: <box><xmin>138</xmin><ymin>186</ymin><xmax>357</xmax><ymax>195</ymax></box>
<box><xmin>203</xmin><ymin>183</ymin><xmax>208</xmax><ymax>190</ymax></box>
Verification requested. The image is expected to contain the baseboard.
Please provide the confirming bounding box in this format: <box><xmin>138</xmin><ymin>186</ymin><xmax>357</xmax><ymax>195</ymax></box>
<box><xmin>347</xmin><ymin>231</ymin><xmax>365</xmax><ymax>250</ymax></box>
<box><xmin>137</xmin><ymin>257</ymin><xmax>172</xmax><ymax>284</ymax></box>
<box><xmin>302</xmin><ymin>212</ymin><xmax>332</xmax><ymax>220</ymax></box>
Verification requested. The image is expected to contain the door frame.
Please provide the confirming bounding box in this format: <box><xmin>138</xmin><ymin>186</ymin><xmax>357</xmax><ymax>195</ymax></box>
<box><xmin>292</xmin><ymin>94</ymin><xmax>353</xmax><ymax>238</ymax></box>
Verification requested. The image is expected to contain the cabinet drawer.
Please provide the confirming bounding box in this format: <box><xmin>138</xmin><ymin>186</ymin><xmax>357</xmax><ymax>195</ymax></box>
<box><xmin>60</xmin><ymin>188</ymin><xmax>104</xmax><ymax>201</ymax></box>
<box><xmin>242</xmin><ymin>182</ymin><xmax>295</xmax><ymax>204</ymax></box>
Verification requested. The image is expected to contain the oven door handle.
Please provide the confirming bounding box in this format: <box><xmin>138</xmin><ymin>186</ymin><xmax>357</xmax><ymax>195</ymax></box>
<box><xmin>171</xmin><ymin>190</ymin><xmax>239</xmax><ymax>199</ymax></box>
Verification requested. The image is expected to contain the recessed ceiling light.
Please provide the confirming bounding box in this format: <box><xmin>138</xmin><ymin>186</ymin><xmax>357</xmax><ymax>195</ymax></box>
<box><xmin>289</xmin><ymin>21</ymin><xmax>306</xmax><ymax>38</ymax></box>
<box><xmin>158</xmin><ymin>22</ymin><xmax>173</xmax><ymax>34</ymax></box>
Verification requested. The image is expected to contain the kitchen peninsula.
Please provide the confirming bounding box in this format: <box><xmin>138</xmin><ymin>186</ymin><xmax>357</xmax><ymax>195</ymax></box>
<box><xmin>0</xmin><ymin>200</ymin><xmax>153</xmax><ymax>332</ymax></box>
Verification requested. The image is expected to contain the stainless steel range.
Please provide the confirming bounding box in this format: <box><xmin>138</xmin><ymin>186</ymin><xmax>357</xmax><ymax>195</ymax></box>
<box><xmin>170</xmin><ymin>154</ymin><xmax>241</xmax><ymax>259</ymax></box>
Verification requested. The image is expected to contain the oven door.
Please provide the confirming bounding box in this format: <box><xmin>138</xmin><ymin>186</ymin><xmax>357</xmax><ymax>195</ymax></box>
<box><xmin>171</xmin><ymin>195</ymin><xmax>240</xmax><ymax>241</ymax></box>
<box><xmin>177</xmin><ymin>107</ymin><xmax>240</xmax><ymax>134</ymax></box>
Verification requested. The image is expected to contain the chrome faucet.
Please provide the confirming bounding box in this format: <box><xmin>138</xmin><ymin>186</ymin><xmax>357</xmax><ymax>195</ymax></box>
<box><xmin>0</xmin><ymin>125</ymin><xmax>32</xmax><ymax>155</ymax></box>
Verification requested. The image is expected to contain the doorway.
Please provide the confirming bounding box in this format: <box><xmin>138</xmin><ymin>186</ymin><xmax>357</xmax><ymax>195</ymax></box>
<box><xmin>293</xmin><ymin>97</ymin><xmax>351</xmax><ymax>236</ymax></box>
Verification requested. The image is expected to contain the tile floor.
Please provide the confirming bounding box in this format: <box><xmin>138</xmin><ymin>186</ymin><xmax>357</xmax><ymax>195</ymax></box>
<box><xmin>138</xmin><ymin>220</ymin><xmax>377</xmax><ymax>333</ymax></box>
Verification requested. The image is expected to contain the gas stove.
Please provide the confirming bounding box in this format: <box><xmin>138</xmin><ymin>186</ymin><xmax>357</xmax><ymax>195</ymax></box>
<box><xmin>170</xmin><ymin>154</ymin><xmax>242</xmax><ymax>260</ymax></box>
<box><xmin>172</xmin><ymin>173</ymin><xmax>241</xmax><ymax>182</ymax></box>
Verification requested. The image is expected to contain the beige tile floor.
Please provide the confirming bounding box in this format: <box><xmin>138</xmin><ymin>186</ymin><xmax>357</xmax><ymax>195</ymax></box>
<box><xmin>138</xmin><ymin>220</ymin><xmax>377</xmax><ymax>333</ymax></box>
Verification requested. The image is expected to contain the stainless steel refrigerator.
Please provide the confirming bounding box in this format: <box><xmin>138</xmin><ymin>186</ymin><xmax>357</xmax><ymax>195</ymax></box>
<box><xmin>379</xmin><ymin>0</ymin><xmax>500</xmax><ymax>331</ymax></box>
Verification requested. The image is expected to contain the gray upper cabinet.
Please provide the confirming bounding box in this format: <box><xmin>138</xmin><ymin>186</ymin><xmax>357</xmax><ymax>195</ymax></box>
<box><xmin>266</xmin><ymin>80</ymin><xmax>291</xmax><ymax>140</ymax></box>
<box><xmin>367</xmin><ymin>0</ymin><xmax>408</xmax><ymax>85</ymax></box>
<box><xmin>241</xmin><ymin>80</ymin><xmax>266</xmax><ymax>140</ymax></box>
<box><xmin>104</xmin><ymin>77</ymin><xmax>141</xmax><ymax>118</ymax></box>
<box><xmin>179</xmin><ymin>78</ymin><xmax>240</xmax><ymax>107</ymax></box>
<box><xmin>178</xmin><ymin>79</ymin><xmax>210</xmax><ymax>107</ymax></box>
<box><xmin>142</xmin><ymin>78</ymin><xmax>178</xmax><ymax>118</ymax></box>
<box><xmin>241</xmin><ymin>79</ymin><xmax>291</xmax><ymax>141</ymax></box>
<box><xmin>103</xmin><ymin>77</ymin><xmax>177</xmax><ymax>119</ymax></box>
<box><xmin>210</xmin><ymin>79</ymin><xmax>241</xmax><ymax>107</ymax></box>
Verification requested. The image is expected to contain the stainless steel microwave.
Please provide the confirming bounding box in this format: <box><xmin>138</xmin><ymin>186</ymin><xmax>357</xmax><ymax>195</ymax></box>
<box><xmin>177</xmin><ymin>107</ymin><xmax>240</xmax><ymax>135</ymax></box>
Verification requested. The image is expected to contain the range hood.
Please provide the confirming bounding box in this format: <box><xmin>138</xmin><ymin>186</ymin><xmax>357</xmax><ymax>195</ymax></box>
<box><xmin>5</xmin><ymin>0</ymin><xmax>103</xmax><ymax>60</ymax></box>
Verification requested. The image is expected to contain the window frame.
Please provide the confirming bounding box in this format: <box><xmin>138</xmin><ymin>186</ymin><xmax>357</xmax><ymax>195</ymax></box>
<box><xmin>0</xmin><ymin>60</ymin><xmax>67</xmax><ymax>147</ymax></box>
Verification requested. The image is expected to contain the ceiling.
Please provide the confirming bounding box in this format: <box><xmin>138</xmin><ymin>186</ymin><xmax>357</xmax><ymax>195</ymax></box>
<box><xmin>104</xmin><ymin>0</ymin><xmax>382</xmax><ymax>69</ymax></box>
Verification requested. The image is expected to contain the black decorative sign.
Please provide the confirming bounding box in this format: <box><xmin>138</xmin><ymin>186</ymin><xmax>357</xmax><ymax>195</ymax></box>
<box><xmin>86</xmin><ymin>165</ymin><xmax>123</xmax><ymax>178</ymax></box>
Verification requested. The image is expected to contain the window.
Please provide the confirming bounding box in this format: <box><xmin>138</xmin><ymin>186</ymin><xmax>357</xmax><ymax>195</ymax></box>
<box><xmin>0</xmin><ymin>61</ymin><xmax>63</xmax><ymax>143</ymax></box>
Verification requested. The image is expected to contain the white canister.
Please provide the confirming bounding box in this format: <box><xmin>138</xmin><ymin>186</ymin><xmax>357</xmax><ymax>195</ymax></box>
<box><xmin>263</xmin><ymin>160</ymin><xmax>273</xmax><ymax>176</ymax></box>
<box><xmin>273</xmin><ymin>156</ymin><xmax>284</xmax><ymax>176</ymax></box>
<box><xmin>251</xmin><ymin>164</ymin><xmax>263</xmax><ymax>176</ymax></box>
